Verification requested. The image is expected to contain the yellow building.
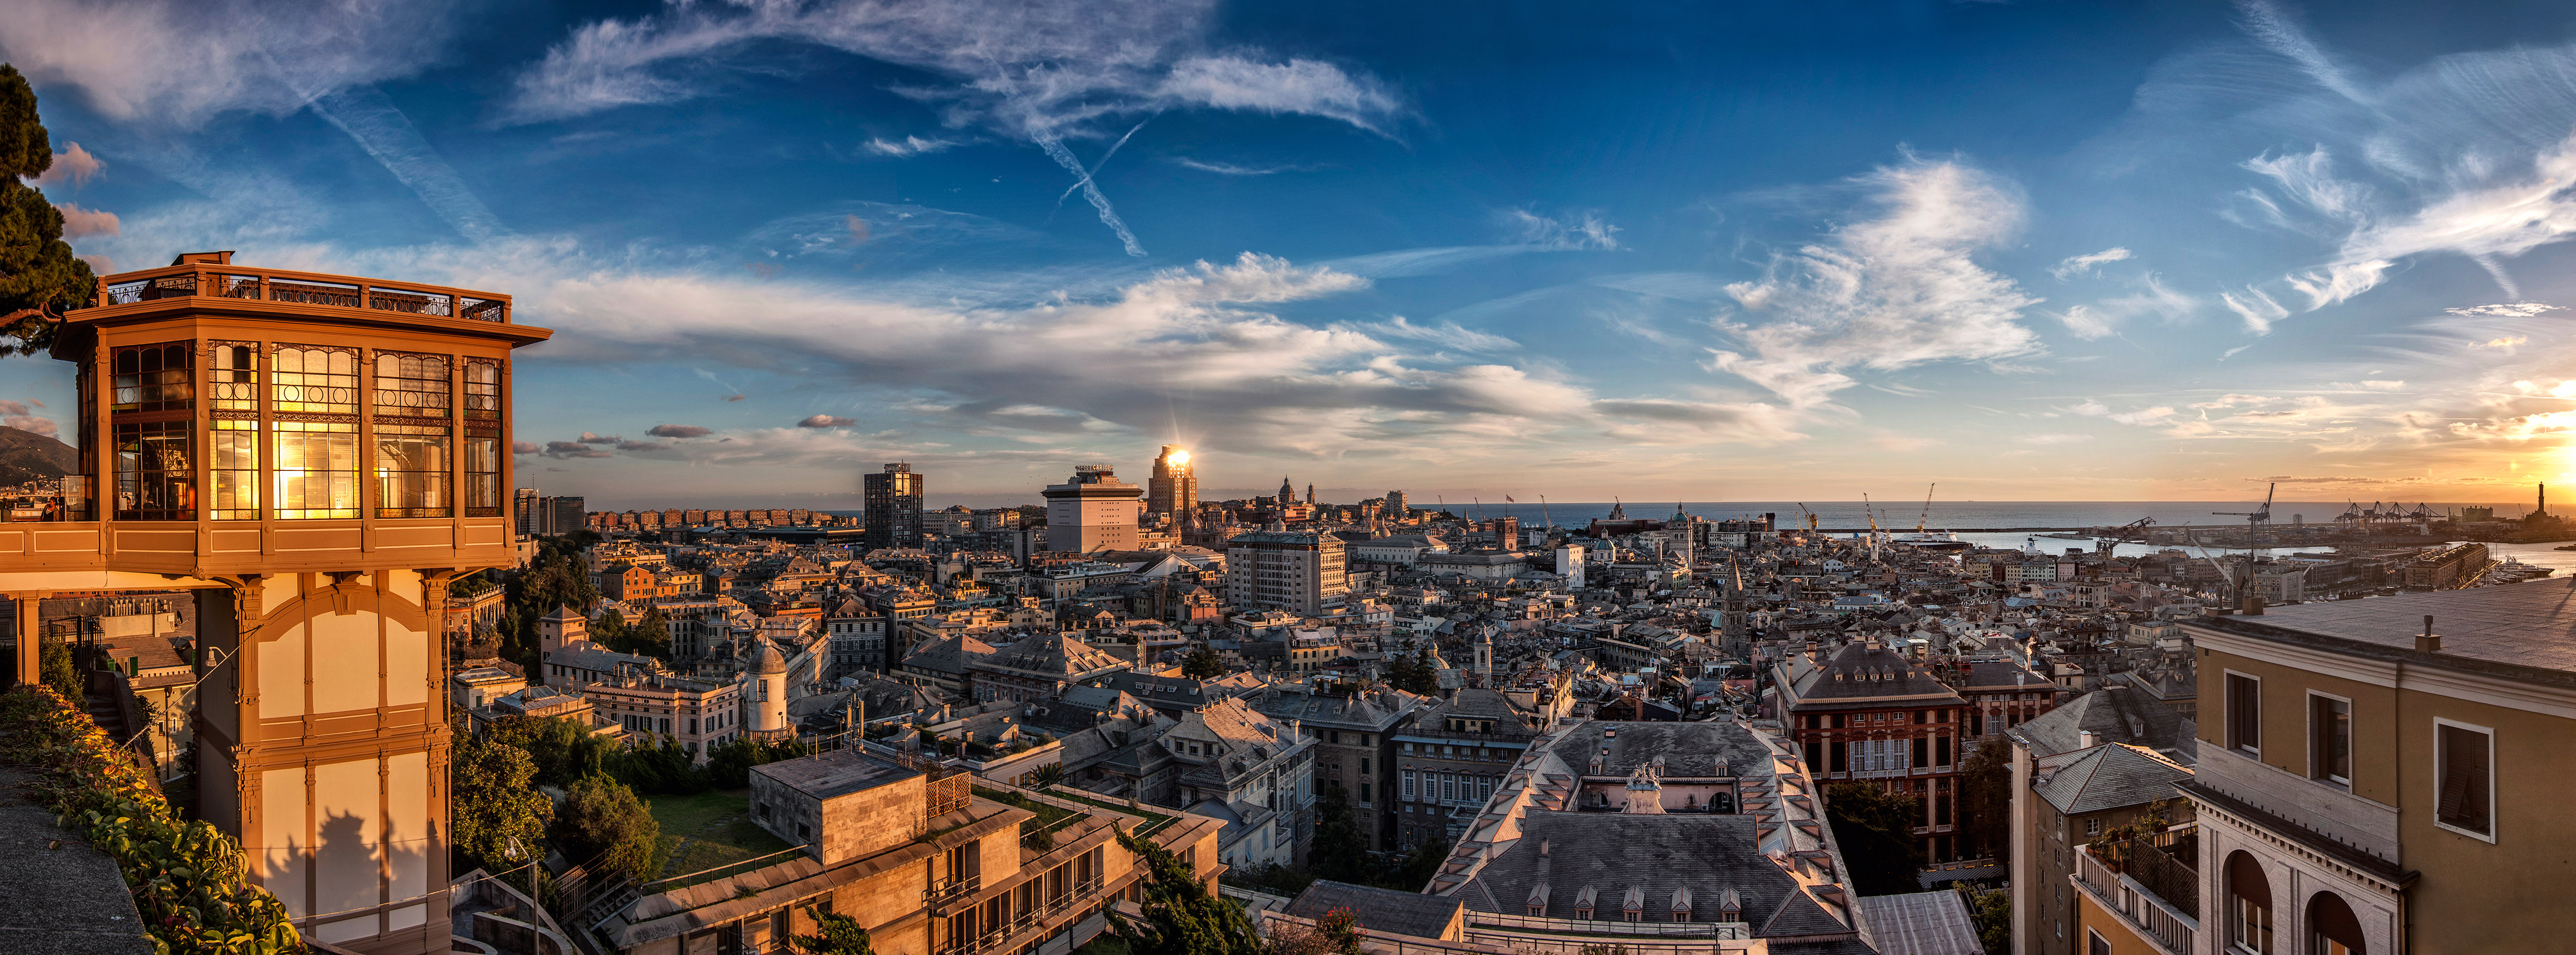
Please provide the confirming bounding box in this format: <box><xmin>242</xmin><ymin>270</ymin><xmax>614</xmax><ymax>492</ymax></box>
<box><xmin>2162</xmin><ymin>582</ymin><xmax>2576</xmax><ymax>954</ymax></box>
<box><xmin>6</xmin><ymin>252</ymin><xmax>546</xmax><ymax>953</ymax></box>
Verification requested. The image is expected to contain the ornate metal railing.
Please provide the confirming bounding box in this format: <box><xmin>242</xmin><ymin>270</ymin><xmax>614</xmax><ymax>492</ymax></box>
<box><xmin>89</xmin><ymin>265</ymin><xmax>510</xmax><ymax>323</ymax></box>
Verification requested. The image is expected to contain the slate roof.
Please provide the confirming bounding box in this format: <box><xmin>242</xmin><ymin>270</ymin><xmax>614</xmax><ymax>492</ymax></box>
<box><xmin>2008</xmin><ymin>685</ymin><xmax>2195</xmax><ymax>761</ymax></box>
<box><xmin>1548</xmin><ymin>721</ymin><xmax>1773</xmax><ymax>779</ymax></box>
<box><xmin>1286</xmin><ymin>881</ymin><xmax>1463</xmax><ymax>940</ymax></box>
<box><xmin>1784</xmin><ymin>642</ymin><xmax>1966</xmax><ymax>710</ymax></box>
<box><xmin>1455</xmin><ymin>813</ymin><xmax>1844</xmax><ymax>937</ymax></box>
<box><xmin>1245</xmin><ymin>686</ymin><xmax>1425</xmax><ymax>731</ymax></box>
<box><xmin>1855</xmin><ymin>891</ymin><xmax>1983</xmax><ymax>955</ymax></box>
<box><xmin>901</xmin><ymin>634</ymin><xmax>997</xmax><ymax>676</ymax></box>
<box><xmin>2031</xmin><ymin>743</ymin><xmax>2192</xmax><ymax>816</ymax></box>
<box><xmin>2208</xmin><ymin>578</ymin><xmax>2576</xmax><ymax>680</ymax></box>
<box><xmin>972</xmin><ymin>633</ymin><xmax>1126</xmax><ymax>679</ymax></box>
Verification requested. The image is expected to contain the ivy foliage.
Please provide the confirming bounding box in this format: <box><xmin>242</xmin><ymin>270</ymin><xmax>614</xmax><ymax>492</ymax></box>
<box><xmin>0</xmin><ymin>687</ymin><xmax>300</xmax><ymax>954</ymax></box>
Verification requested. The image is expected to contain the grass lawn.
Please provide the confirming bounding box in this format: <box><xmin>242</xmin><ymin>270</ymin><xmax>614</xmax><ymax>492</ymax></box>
<box><xmin>643</xmin><ymin>789</ymin><xmax>796</xmax><ymax>881</ymax></box>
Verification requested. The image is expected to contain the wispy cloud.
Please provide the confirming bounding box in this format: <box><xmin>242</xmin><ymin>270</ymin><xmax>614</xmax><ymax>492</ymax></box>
<box><xmin>305</xmin><ymin>86</ymin><xmax>510</xmax><ymax>243</ymax></box>
<box><xmin>1337</xmin><ymin>316</ymin><xmax>1518</xmax><ymax>353</ymax></box>
<box><xmin>1707</xmin><ymin>156</ymin><xmax>2041</xmax><ymax>408</ymax></box>
<box><xmin>0</xmin><ymin>0</ymin><xmax>461</xmax><ymax>126</ymax></box>
<box><xmin>1503</xmin><ymin>208</ymin><xmax>1622</xmax><ymax>251</ymax></box>
<box><xmin>2049</xmin><ymin>247</ymin><xmax>2132</xmax><ymax>281</ymax></box>
<box><xmin>2445</xmin><ymin>302</ymin><xmax>2560</xmax><ymax>317</ymax></box>
<box><xmin>1170</xmin><ymin>157</ymin><xmax>1315</xmax><ymax>176</ymax></box>
<box><xmin>864</xmin><ymin>135</ymin><xmax>959</xmax><ymax>157</ymax></box>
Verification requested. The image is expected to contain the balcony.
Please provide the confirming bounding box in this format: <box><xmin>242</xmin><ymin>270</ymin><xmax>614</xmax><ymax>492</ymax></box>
<box><xmin>95</xmin><ymin>265</ymin><xmax>510</xmax><ymax>323</ymax></box>
<box><xmin>2073</xmin><ymin>823</ymin><xmax>2199</xmax><ymax>955</ymax></box>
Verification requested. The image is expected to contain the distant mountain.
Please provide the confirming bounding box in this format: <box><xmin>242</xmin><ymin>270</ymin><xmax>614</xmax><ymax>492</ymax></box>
<box><xmin>0</xmin><ymin>425</ymin><xmax>77</xmax><ymax>486</ymax></box>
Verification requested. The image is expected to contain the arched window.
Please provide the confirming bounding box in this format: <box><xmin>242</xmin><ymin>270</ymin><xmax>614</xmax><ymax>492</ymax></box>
<box><xmin>2227</xmin><ymin>851</ymin><xmax>2274</xmax><ymax>954</ymax></box>
<box><xmin>2308</xmin><ymin>892</ymin><xmax>2364</xmax><ymax>955</ymax></box>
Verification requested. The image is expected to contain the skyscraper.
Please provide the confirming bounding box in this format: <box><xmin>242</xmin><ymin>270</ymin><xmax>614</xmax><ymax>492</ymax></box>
<box><xmin>1147</xmin><ymin>444</ymin><xmax>1196</xmax><ymax>515</ymax></box>
<box><xmin>863</xmin><ymin>462</ymin><xmax>924</xmax><ymax>550</ymax></box>
<box><xmin>1043</xmin><ymin>464</ymin><xmax>1143</xmax><ymax>553</ymax></box>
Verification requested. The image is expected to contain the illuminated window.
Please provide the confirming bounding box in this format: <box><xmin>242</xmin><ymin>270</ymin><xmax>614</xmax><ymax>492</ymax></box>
<box><xmin>111</xmin><ymin>342</ymin><xmax>194</xmax><ymax>413</ymax></box>
<box><xmin>208</xmin><ymin>420</ymin><xmax>258</xmax><ymax>519</ymax></box>
<box><xmin>113</xmin><ymin>420</ymin><xmax>192</xmax><ymax>520</ymax></box>
<box><xmin>273</xmin><ymin>421</ymin><xmax>358</xmax><ymax>518</ymax></box>
<box><xmin>375</xmin><ymin>424</ymin><xmax>450</xmax><ymax>518</ymax></box>
<box><xmin>373</xmin><ymin>352</ymin><xmax>450</xmax><ymax>418</ymax></box>
<box><xmin>272</xmin><ymin>346</ymin><xmax>358</xmax><ymax>414</ymax></box>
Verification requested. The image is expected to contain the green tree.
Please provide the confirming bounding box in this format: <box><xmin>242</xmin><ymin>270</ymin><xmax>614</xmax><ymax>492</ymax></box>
<box><xmin>1307</xmin><ymin>785</ymin><xmax>1368</xmax><ymax>884</ymax></box>
<box><xmin>1105</xmin><ymin>827</ymin><xmax>1263</xmax><ymax>955</ymax></box>
<box><xmin>1387</xmin><ymin>835</ymin><xmax>1449</xmax><ymax>892</ymax></box>
<box><xmin>1180</xmin><ymin>645</ymin><xmax>1224</xmax><ymax>680</ymax></box>
<box><xmin>591</xmin><ymin>607</ymin><xmax>630</xmax><ymax>647</ymax></box>
<box><xmin>554</xmin><ymin>775</ymin><xmax>660</xmax><ymax>884</ymax></box>
<box><xmin>0</xmin><ymin>64</ymin><xmax>97</xmax><ymax>355</ymax></box>
<box><xmin>1822</xmin><ymin>781</ymin><xmax>1927</xmax><ymax>896</ymax></box>
<box><xmin>452</xmin><ymin>732</ymin><xmax>554</xmax><ymax>877</ymax></box>
<box><xmin>1955</xmin><ymin>739</ymin><xmax>2011</xmax><ymax>859</ymax></box>
<box><xmin>38</xmin><ymin>637</ymin><xmax>80</xmax><ymax>701</ymax></box>
<box><xmin>484</xmin><ymin>714</ymin><xmax>611</xmax><ymax>786</ymax></box>
<box><xmin>1959</xmin><ymin>885</ymin><xmax>2010</xmax><ymax>955</ymax></box>
<box><xmin>622</xmin><ymin>605</ymin><xmax>673</xmax><ymax>659</ymax></box>
<box><xmin>1385</xmin><ymin>652</ymin><xmax>1437</xmax><ymax>696</ymax></box>
<box><xmin>791</xmin><ymin>905</ymin><xmax>875</xmax><ymax>955</ymax></box>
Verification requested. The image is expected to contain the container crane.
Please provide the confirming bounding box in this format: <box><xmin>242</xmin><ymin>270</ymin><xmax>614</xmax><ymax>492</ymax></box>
<box><xmin>2094</xmin><ymin>516</ymin><xmax>2157</xmax><ymax>555</ymax></box>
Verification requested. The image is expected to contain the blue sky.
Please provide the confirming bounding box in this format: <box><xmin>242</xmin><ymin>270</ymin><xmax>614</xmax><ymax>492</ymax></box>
<box><xmin>12</xmin><ymin>0</ymin><xmax>2576</xmax><ymax>510</ymax></box>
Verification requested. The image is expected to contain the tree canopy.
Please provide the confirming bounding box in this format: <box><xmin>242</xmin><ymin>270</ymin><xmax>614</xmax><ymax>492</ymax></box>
<box><xmin>451</xmin><ymin>731</ymin><xmax>554</xmax><ymax>877</ymax></box>
<box><xmin>555</xmin><ymin>775</ymin><xmax>661</xmax><ymax>884</ymax></box>
<box><xmin>1180</xmin><ymin>645</ymin><xmax>1224</xmax><ymax>680</ymax></box>
<box><xmin>1955</xmin><ymin>740</ymin><xmax>2011</xmax><ymax>859</ymax></box>
<box><xmin>1822</xmin><ymin>781</ymin><xmax>1927</xmax><ymax>896</ymax></box>
<box><xmin>792</xmin><ymin>906</ymin><xmax>876</xmax><ymax>955</ymax></box>
<box><xmin>0</xmin><ymin>64</ymin><xmax>97</xmax><ymax>355</ymax></box>
<box><xmin>1106</xmin><ymin>828</ymin><xmax>1262</xmax><ymax>955</ymax></box>
<box><xmin>1307</xmin><ymin>785</ymin><xmax>1369</xmax><ymax>884</ymax></box>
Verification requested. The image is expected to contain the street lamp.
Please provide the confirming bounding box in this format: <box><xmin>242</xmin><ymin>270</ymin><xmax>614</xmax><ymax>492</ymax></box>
<box><xmin>504</xmin><ymin>836</ymin><xmax>537</xmax><ymax>916</ymax></box>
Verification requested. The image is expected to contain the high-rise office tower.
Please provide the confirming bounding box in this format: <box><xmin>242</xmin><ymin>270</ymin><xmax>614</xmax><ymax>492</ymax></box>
<box><xmin>1225</xmin><ymin>530</ymin><xmax>1350</xmax><ymax>614</ymax></box>
<box><xmin>514</xmin><ymin>487</ymin><xmax>540</xmax><ymax>537</ymax></box>
<box><xmin>863</xmin><ymin>462</ymin><xmax>923</xmax><ymax>549</ymax></box>
<box><xmin>1043</xmin><ymin>464</ymin><xmax>1142</xmax><ymax>553</ymax></box>
<box><xmin>1</xmin><ymin>251</ymin><xmax>548</xmax><ymax>953</ymax></box>
<box><xmin>1147</xmin><ymin>445</ymin><xmax>1196</xmax><ymax>515</ymax></box>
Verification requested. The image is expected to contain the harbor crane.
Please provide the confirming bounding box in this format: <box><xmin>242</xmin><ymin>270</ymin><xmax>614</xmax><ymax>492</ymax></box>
<box><xmin>2213</xmin><ymin>482</ymin><xmax>2278</xmax><ymax>561</ymax></box>
<box><xmin>2094</xmin><ymin>516</ymin><xmax>2158</xmax><ymax>555</ymax></box>
<box><xmin>1917</xmin><ymin>482</ymin><xmax>1936</xmax><ymax>535</ymax></box>
<box><xmin>1795</xmin><ymin>503</ymin><xmax>1820</xmax><ymax>532</ymax></box>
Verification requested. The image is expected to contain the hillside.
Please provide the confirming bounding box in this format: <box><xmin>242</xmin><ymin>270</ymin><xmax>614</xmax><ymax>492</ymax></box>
<box><xmin>0</xmin><ymin>425</ymin><xmax>77</xmax><ymax>486</ymax></box>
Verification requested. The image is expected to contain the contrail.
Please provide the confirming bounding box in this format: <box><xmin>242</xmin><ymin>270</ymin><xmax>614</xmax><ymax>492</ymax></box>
<box><xmin>305</xmin><ymin>85</ymin><xmax>511</xmax><ymax>244</ymax></box>
<box><xmin>1057</xmin><ymin>118</ymin><xmax>1152</xmax><ymax>207</ymax></box>
<box><xmin>1038</xmin><ymin>134</ymin><xmax>1146</xmax><ymax>257</ymax></box>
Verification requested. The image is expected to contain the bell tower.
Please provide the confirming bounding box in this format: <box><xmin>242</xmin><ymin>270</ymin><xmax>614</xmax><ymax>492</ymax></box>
<box><xmin>5</xmin><ymin>252</ymin><xmax>548</xmax><ymax>954</ymax></box>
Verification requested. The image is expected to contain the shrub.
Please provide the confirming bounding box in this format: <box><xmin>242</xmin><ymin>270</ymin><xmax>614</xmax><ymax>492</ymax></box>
<box><xmin>0</xmin><ymin>686</ymin><xmax>300</xmax><ymax>954</ymax></box>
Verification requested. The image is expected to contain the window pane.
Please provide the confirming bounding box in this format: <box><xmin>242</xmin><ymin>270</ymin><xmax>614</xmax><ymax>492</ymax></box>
<box><xmin>373</xmin><ymin>352</ymin><xmax>452</xmax><ymax>417</ymax></box>
<box><xmin>375</xmin><ymin>425</ymin><xmax>450</xmax><ymax>518</ymax></box>
<box><xmin>209</xmin><ymin>420</ymin><xmax>258</xmax><ymax>519</ymax></box>
<box><xmin>112</xmin><ymin>420</ymin><xmax>193</xmax><ymax>520</ymax></box>
<box><xmin>112</xmin><ymin>342</ymin><xmax>195</xmax><ymax>413</ymax></box>
<box><xmin>463</xmin><ymin>361</ymin><xmax>502</xmax><ymax>420</ymax></box>
<box><xmin>2314</xmin><ymin>697</ymin><xmax>2351</xmax><ymax>783</ymax></box>
<box><xmin>2437</xmin><ymin>724</ymin><xmax>2491</xmax><ymax>835</ymax></box>
<box><xmin>466</xmin><ymin>437</ymin><xmax>501</xmax><ymax>515</ymax></box>
<box><xmin>273</xmin><ymin>346</ymin><xmax>359</xmax><ymax>413</ymax></box>
<box><xmin>209</xmin><ymin>344</ymin><xmax>257</xmax><ymax>411</ymax></box>
<box><xmin>2227</xmin><ymin>674</ymin><xmax>2261</xmax><ymax>754</ymax></box>
<box><xmin>274</xmin><ymin>421</ymin><xmax>359</xmax><ymax>518</ymax></box>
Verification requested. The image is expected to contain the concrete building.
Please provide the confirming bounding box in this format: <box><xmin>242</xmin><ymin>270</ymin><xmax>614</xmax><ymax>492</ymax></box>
<box><xmin>0</xmin><ymin>252</ymin><xmax>549</xmax><ymax>953</ymax></box>
<box><xmin>1146</xmin><ymin>445</ymin><xmax>1196</xmax><ymax>515</ymax></box>
<box><xmin>2096</xmin><ymin>581</ymin><xmax>2576</xmax><ymax>955</ymax></box>
<box><xmin>583</xmin><ymin>672</ymin><xmax>748</xmax><ymax>761</ymax></box>
<box><xmin>1248</xmin><ymin>684</ymin><xmax>1426</xmax><ymax>852</ymax></box>
<box><xmin>1425</xmin><ymin>720</ymin><xmax>1869</xmax><ymax>952</ymax></box>
<box><xmin>2003</xmin><ymin>685</ymin><xmax>2198</xmax><ymax>955</ymax></box>
<box><xmin>1771</xmin><ymin>640</ymin><xmax>1973</xmax><ymax>863</ymax></box>
<box><xmin>594</xmin><ymin>745</ymin><xmax>1225</xmax><ymax>955</ymax></box>
<box><xmin>1042</xmin><ymin>465</ymin><xmax>1143</xmax><ymax>554</ymax></box>
<box><xmin>1157</xmin><ymin>697</ymin><xmax>1316</xmax><ymax>869</ymax></box>
<box><xmin>862</xmin><ymin>463</ymin><xmax>924</xmax><ymax>551</ymax></box>
<box><xmin>1224</xmin><ymin>530</ymin><xmax>1350</xmax><ymax>615</ymax></box>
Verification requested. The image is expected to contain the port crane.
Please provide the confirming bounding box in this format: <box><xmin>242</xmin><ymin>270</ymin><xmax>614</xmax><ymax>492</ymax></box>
<box><xmin>2205</xmin><ymin>483</ymin><xmax>2279</xmax><ymax>611</ymax></box>
<box><xmin>1795</xmin><ymin>503</ymin><xmax>1820</xmax><ymax>533</ymax></box>
<box><xmin>2093</xmin><ymin>516</ymin><xmax>2158</xmax><ymax>555</ymax></box>
<box><xmin>1916</xmin><ymin>483</ymin><xmax>1936</xmax><ymax>535</ymax></box>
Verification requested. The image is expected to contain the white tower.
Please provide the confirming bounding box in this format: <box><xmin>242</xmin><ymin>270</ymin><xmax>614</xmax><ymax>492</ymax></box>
<box><xmin>748</xmin><ymin>638</ymin><xmax>791</xmax><ymax>740</ymax></box>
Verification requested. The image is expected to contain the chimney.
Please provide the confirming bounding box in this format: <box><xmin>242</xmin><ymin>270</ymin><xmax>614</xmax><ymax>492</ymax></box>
<box><xmin>2079</xmin><ymin>730</ymin><xmax>2097</xmax><ymax>748</ymax></box>
<box><xmin>2416</xmin><ymin>615</ymin><xmax>2442</xmax><ymax>653</ymax></box>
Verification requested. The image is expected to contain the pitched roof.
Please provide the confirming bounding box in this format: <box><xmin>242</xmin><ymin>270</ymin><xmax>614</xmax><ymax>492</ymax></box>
<box><xmin>1455</xmin><ymin>813</ymin><xmax>1842</xmax><ymax>938</ymax></box>
<box><xmin>1286</xmin><ymin>881</ymin><xmax>1463</xmax><ymax>941</ymax></box>
<box><xmin>2008</xmin><ymin>685</ymin><xmax>2195</xmax><ymax>761</ymax></box>
<box><xmin>973</xmin><ymin>633</ymin><xmax>1127</xmax><ymax>679</ymax></box>
<box><xmin>901</xmin><ymin>634</ymin><xmax>997</xmax><ymax>675</ymax></box>
<box><xmin>1786</xmin><ymin>642</ymin><xmax>1966</xmax><ymax>708</ymax></box>
<box><xmin>1855</xmin><ymin>890</ymin><xmax>1984</xmax><ymax>955</ymax></box>
<box><xmin>2031</xmin><ymin>743</ymin><xmax>2192</xmax><ymax>816</ymax></box>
